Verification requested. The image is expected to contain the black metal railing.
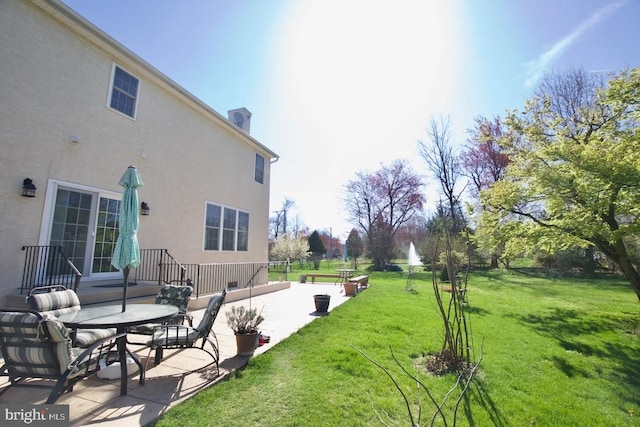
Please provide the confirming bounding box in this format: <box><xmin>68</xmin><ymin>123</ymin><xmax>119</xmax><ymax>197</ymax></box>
<box><xmin>20</xmin><ymin>246</ymin><xmax>270</xmax><ymax>299</ymax></box>
<box><xmin>20</xmin><ymin>245</ymin><xmax>82</xmax><ymax>294</ymax></box>
<box><xmin>183</xmin><ymin>262</ymin><xmax>269</xmax><ymax>298</ymax></box>
<box><xmin>245</xmin><ymin>264</ymin><xmax>266</xmax><ymax>288</ymax></box>
<box><xmin>268</xmin><ymin>261</ymin><xmax>290</xmax><ymax>280</ymax></box>
<box><xmin>135</xmin><ymin>249</ymin><xmax>187</xmax><ymax>286</ymax></box>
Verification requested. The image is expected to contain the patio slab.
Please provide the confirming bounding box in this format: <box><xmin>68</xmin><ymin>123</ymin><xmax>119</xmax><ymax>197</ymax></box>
<box><xmin>0</xmin><ymin>282</ymin><xmax>349</xmax><ymax>426</ymax></box>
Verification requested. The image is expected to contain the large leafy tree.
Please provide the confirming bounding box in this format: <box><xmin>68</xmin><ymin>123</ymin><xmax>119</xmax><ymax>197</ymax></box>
<box><xmin>307</xmin><ymin>230</ymin><xmax>326</xmax><ymax>270</ymax></box>
<box><xmin>462</xmin><ymin>116</ymin><xmax>511</xmax><ymax>198</ymax></box>
<box><xmin>483</xmin><ymin>67</ymin><xmax>640</xmax><ymax>300</ymax></box>
<box><xmin>345</xmin><ymin>228</ymin><xmax>364</xmax><ymax>269</ymax></box>
<box><xmin>461</xmin><ymin>116</ymin><xmax>512</xmax><ymax>268</ymax></box>
<box><xmin>344</xmin><ymin>159</ymin><xmax>425</xmax><ymax>270</ymax></box>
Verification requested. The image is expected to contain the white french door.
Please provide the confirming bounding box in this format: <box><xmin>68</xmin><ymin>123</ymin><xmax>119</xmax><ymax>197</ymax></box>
<box><xmin>42</xmin><ymin>180</ymin><xmax>122</xmax><ymax>279</ymax></box>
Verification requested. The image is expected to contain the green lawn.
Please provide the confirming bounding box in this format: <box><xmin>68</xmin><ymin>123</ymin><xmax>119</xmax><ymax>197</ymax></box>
<box><xmin>154</xmin><ymin>268</ymin><xmax>640</xmax><ymax>426</ymax></box>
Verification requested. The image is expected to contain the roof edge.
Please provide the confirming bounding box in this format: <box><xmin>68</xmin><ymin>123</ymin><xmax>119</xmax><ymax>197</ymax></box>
<box><xmin>33</xmin><ymin>0</ymin><xmax>279</xmax><ymax>159</ymax></box>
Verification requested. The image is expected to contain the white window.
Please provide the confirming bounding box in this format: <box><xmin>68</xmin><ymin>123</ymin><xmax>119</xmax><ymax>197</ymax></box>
<box><xmin>205</xmin><ymin>203</ymin><xmax>249</xmax><ymax>251</ymax></box>
<box><xmin>222</xmin><ymin>208</ymin><xmax>236</xmax><ymax>250</ymax></box>
<box><xmin>204</xmin><ymin>204</ymin><xmax>221</xmax><ymax>250</ymax></box>
<box><xmin>255</xmin><ymin>153</ymin><xmax>264</xmax><ymax>184</ymax></box>
<box><xmin>108</xmin><ymin>65</ymin><xmax>139</xmax><ymax>118</ymax></box>
<box><xmin>238</xmin><ymin>211</ymin><xmax>249</xmax><ymax>251</ymax></box>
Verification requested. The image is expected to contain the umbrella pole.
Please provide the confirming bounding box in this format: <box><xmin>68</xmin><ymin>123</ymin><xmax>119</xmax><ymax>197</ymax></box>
<box><xmin>122</xmin><ymin>267</ymin><xmax>129</xmax><ymax>312</ymax></box>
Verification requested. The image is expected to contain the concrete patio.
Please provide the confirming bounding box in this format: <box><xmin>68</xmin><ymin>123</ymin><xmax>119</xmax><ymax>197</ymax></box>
<box><xmin>0</xmin><ymin>282</ymin><xmax>349</xmax><ymax>426</ymax></box>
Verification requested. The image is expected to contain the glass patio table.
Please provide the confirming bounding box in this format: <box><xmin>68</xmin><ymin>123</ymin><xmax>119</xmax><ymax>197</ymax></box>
<box><xmin>336</xmin><ymin>269</ymin><xmax>355</xmax><ymax>283</ymax></box>
<box><xmin>57</xmin><ymin>303</ymin><xmax>179</xmax><ymax>396</ymax></box>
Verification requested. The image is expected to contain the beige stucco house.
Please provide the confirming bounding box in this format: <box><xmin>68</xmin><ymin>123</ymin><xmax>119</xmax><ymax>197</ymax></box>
<box><xmin>0</xmin><ymin>0</ymin><xmax>279</xmax><ymax>305</ymax></box>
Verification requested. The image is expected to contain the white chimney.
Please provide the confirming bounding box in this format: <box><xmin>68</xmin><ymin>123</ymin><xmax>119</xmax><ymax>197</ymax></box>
<box><xmin>228</xmin><ymin>107</ymin><xmax>252</xmax><ymax>134</ymax></box>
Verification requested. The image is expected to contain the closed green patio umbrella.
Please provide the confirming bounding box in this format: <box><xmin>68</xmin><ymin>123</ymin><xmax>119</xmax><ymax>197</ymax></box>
<box><xmin>111</xmin><ymin>165</ymin><xmax>144</xmax><ymax>312</ymax></box>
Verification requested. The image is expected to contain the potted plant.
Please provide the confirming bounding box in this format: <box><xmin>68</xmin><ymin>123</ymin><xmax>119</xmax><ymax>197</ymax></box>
<box><xmin>226</xmin><ymin>306</ymin><xmax>264</xmax><ymax>356</ymax></box>
<box><xmin>313</xmin><ymin>294</ymin><xmax>331</xmax><ymax>313</ymax></box>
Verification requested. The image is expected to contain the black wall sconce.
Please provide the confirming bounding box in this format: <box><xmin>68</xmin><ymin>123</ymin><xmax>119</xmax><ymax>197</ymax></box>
<box><xmin>22</xmin><ymin>178</ymin><xmax>36</xmax><ymax>197</ymax></box>
<box><xmin>140</xmin><ymin>201</ymin><xmax>150</xmax><ymax>216</ymax></box>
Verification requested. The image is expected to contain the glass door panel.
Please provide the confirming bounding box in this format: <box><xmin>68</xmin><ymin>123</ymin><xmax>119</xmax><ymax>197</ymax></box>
<box><xmin>93</xmin><ymin>196</ymin><xmax>121</xmax><ymax>274</ymax></box>
<box><xmin>49</xmin><ymin>188</ymin><xmax>93</xmax><ymax>274</ymax></box>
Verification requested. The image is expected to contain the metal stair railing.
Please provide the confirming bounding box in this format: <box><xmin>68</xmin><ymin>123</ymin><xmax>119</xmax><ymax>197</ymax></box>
<box><xmin>135</xmin><ymin>249</ymin><xmax>187</xmax><ymax>286</ymax></box>
<box><xmin>20</xmin><ymin>245</ymin><xmax>82</xmax><ymax>294</ymax></box>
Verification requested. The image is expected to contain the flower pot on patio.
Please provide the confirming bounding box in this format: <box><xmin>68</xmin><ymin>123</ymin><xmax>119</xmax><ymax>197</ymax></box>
<box><xmin>235</xmin><ymin>332</ymin><xmax>259</xmax><ymax>356</ymax></box>
<box><xmin>313</xmin><ymin>294</ymin><xmax>331</xmax><ymax>313</ymax></box>
<box><xmin>226</xmin><ymin>305</ymin><xmax>264</xmax><ymax>356</ymax></box>
<box><xmin>343</xmin><ymin>282</ymin><xmax>357</xmax><ymax>296</ymax></box>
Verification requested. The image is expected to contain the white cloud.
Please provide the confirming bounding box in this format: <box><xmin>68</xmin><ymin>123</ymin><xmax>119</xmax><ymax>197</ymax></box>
<box><xmin>524</xmin><ymin>0</ymin><xmax>626</xmax><ymax>87</ymax></box>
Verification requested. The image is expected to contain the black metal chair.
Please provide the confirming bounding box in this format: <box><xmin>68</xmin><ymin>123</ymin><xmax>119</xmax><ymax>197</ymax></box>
<box><xmin>145</xmin><ymin>289</ymin><xmax>226</xmax><ymax>376</ymax></box>
<box><xmin>128</xmin><ymin>283</ymin><xmax>194</xmax><ymax>338</ymax></box>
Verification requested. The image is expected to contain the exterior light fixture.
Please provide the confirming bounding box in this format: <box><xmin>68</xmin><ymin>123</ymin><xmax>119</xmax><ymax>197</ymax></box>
<box><xmin>140</xmin><ymin>201</ymin><xmax>150</xmax><ymax>216</ymax></box>
<box><xmin>22</xmin><ymin>178</ymin><xmax>36</xmax><ymax>197</ymax></box>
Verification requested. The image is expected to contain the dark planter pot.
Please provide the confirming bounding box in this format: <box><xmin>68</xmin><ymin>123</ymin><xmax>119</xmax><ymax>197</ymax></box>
<box><xmin>313</xmin><ymin>294</ymin><xmax>331</xmax><ymax>313</ymax></box>
<box><xmin>235</xmin><ymin>332</ymin><xmax>259</xmax><ymax>356</ymax></box>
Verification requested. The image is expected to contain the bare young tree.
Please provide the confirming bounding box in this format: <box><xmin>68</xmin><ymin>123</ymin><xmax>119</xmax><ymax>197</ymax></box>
<box><xmin>418</xmin><ymin>116</ymin><xmax>473</xmax><ymax>373</ymax></box>
<box><xmin>271</xmin><ymin>197</ymin><xmax>296</xmax><ymax>239</ymax></box>
<box><xmin>418</xmin><ymin>116</ymin><xmax>465</xmax><ymax>231</ymax></box>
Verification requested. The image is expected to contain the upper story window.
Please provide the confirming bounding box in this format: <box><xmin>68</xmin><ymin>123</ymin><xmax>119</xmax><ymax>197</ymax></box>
<box><xmin>254</xmin><ymin>153</ymin><xmax>265</xmax><ymax>184</ymax></box>
<box><xmin>205</xmin><ymin>203</ymin><xmax>249</xmax><ymax>251</ymax></box>
<box><xmin>108</xmin><ymin>65</ymin><xmax>139</xmax><ymax>118</ymax></box>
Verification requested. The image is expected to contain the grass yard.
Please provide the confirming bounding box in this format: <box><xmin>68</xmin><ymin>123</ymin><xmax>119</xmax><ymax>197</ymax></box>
<box><xmin>154</xmin><ymin>268</ymin><xmax>640</xmax><ymax>426</ymax></box>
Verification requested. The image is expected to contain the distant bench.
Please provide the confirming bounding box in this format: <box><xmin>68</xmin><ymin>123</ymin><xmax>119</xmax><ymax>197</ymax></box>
<box><xmin>441</xmin><ymin>285</ymin><xmax>467</xmax><ymax>299</ymax></box>
<box><xmin>347</xmin><ymin>275</ymin><xmax>369</xmax><ymax>289</ymax></box>
<box><xmin>307</xmin><ymin>273</ymin><xmax>347</xmax><ymax>284</ymax></box>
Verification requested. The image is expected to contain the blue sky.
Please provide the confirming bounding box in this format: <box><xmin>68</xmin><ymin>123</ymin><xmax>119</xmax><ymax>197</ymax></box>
<box><xmin>62</xmin><ymin>0</ymin><xmax>639</xmax><ymax>240</ymax></box>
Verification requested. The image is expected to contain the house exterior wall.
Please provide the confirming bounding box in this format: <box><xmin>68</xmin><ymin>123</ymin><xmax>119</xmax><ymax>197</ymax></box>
<box><xmin>0</xmin><ymin>0</ymin><xmax>277</xmax><ymax>300</ymax></box>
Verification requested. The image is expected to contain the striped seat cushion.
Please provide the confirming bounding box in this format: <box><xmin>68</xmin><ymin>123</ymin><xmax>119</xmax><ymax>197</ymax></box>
<box><xmin>26</xmin><ymin>289</ymin><xmax>81</xmax><ymax>317</ymax></box>
<box><xmin>26</xmin><ymin>289</ymin><xmax>117</xmax><ymax>347</ymax></box>
<box><xmin>74</xmin><ymin>328</ymin><xmax>117</xmax><ymax>347</ymax></box>
<box><xmin>0</xmin><ymin>311</ymin><xmax>73</xmax><ymax>375</ymax></box>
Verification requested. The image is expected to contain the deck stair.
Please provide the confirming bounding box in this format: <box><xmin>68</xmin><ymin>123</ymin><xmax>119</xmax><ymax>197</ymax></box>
<box><xmin>3</xmin><ymin>279</ymin><xmax>159</xmax><ymax>309</ymax></box>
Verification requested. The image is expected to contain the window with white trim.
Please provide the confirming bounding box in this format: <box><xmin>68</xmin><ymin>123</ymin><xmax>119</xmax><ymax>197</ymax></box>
<box><xmin>238</xmin><ymin>211</ymin><xmax>249</xmax><ymax>251</ymax></box>
<box><xmin>222</xmin><ymin>208</ymin><xmax>236</xmax><ymax>250</ymax></box>
<box><xmin>205</xmin><ymin>203</ymin><xmax>249</xmax><ymax>251</ymax></box>
<box><xmin>204</xmin><ymin>204</ymin><xmax>221</xmax><ymax>250</ymax></box>
<box><xmin>108</xmin><ymin>65</ymin><xmax>139</xmax><ymax>118</ymax></box>
<box><xmin>254</xmin><ymin>153</ymin><xmax>264</xmax><ymax>184</ymax></box>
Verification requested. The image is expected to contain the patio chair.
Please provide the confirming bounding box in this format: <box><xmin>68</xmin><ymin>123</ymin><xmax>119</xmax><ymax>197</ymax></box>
<box><xmin>25</xmin><ymin>285</ymin><xmax>117</xmax><ymax>348</ymax></box>
<box><xmin>0</xmin><ymin>309</ymin><xmax>123</xmax><ymax>404</ymax></box>
<box><xmin>145</xmin><ymin>289</ymin><xmax>226</xmax><ymax>375</ymax></box>
<box><xmin>128</xmin><ymin>283</ymin><xmax>194</xmax><ymax>338</ymax></box>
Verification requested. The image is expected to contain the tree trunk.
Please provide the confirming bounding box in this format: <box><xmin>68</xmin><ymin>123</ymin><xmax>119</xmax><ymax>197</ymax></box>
<box><xmin>584</xmin><ymin>246</ymin><xmax>596</xmax><ymax>276</ymax></box>
<box><xmin>490</xmin><ymin>254</ymin><xmax>499</xmax><ymax>269</ymax></box>
<box><xmin>613</xmin><ymin>247</ymin><xmax>640</xmax><ymax>301</ymax></box>
<box><xmin>597</xmin><ymin>239</ymin><xmax>640</xmax><ymax>301</ymax></box>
